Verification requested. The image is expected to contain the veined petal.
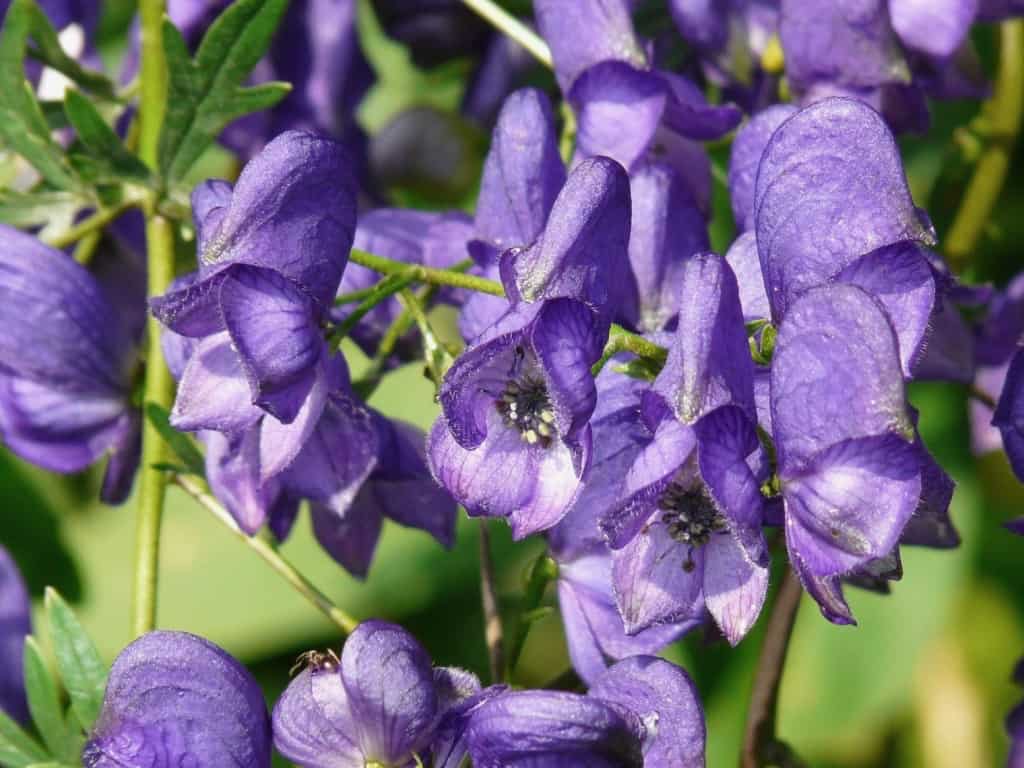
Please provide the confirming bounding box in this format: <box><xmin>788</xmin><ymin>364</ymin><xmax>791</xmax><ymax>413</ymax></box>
<box><xmin>171</xmin><ymin>333</ymin><xmax>263</xmax><ymax>434</ymax></box>
<box><xmin>753</xmin><ymin>98</ymin><xmax>933</xmax><ymax>319</ymax></box>
<box><xmin>340</xmin><ymin>621</ymin><xmax>438</xmax><ymax>765</ymax></box>
<box><xmin>724</xmin><ymin>232</ymin><xmax>771</xmax><ymax>324</ymax></box>
<box><xmin>205</xmin><ymin>428</ymin><xmax>275</xmax><ymax>535</ymax></box>
<box><xmin>659</xmin><ymin>71</ymin><xmax>743</xmax><ymax>140</ymax></box>
<box><xmin>728</xmin><ymin>105</ymin><xmax>798</xmax><ymax>233</ymax></box>
<box><xmin>272</xmin><ymin>667</ymin><xmax>363</xmax><ymax>768</ymax></box>
<box><xmin>993</xmin><ymin>349</ymin><xmax>1024</xmax><ymax>483</ymax></box>
<box><xmin>702</xmin><ymin>532</ymin><xmax>769</xmax><ymax>645</ymax></box>
<box><xmin>890</xmin><ymin>0</ymin><xmax>977</xmax><ymax>58</ymax></box>
<box><xmin>311</xmin><ymin>500</ymin><xmax>383</xmax><ymax>579</ymax></box>
<box><xmin>783</xmin><ymin>434</ymin><xmax>921</xmax><ymax>577</ymax></box>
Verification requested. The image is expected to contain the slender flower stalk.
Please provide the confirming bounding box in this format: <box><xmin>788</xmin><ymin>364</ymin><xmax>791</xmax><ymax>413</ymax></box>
<box><xmin>173</xmin><ymin>474</ymin><xmax>360</xmax><ymax>635</ymax></box>
<box><xmin>45</xmin><ymin>200</ymin><xmax>137</xmax><ymax>250</ymax></box>
<box><xmin>458</xmin><ymin>0</ymin><xmax>553</xmax><ymax>68</ymax></box>
<box><xmin>350</xmin><ymin>249</ymin><xmax>506</xmax><ymax>297</ymax></box>
<box><xmin>741</xmin><ymin>568</ymin><xmax>804</xmax><ymax>768</ymax></box>
<box><xmin>478</xmin><ymin>520</ymin><xmax>505</xmax><ymax>683</ymax></box>
<box><xmin>946</xmin><ymin>20</ymin><xmax>1024</xmax><ymax>272</ymax></box>
<box><xmin>506</xmin><ymin>553</ymin><xmax>558</xmax><ymax>678</ymax></box>
<box><xmin>131</xmin><ymin>0</ymin><xmax>173</xmax><ymax>638</ymax></box>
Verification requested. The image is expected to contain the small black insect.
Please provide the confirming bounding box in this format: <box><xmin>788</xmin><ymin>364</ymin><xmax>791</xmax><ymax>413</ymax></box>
<box><xmin>289</xmin><ymin>648</ymin><xmax>340</xmax><ymax>676</ymax></box>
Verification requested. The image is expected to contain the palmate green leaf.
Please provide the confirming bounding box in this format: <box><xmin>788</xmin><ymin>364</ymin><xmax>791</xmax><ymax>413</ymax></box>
<box><xmin>0</xmin><ymin>0</ymin><xmax>78</xmax><ymax>189</ymax></box>
<box><xmin>158</xmin><ymin>0</ymin><xmax>291</xmax><ymax>183</ymax></box>
<box><xmin>43</xmin><ymin>589</ymin><xmax>107</xmax><ymax>732</ymax></box>
<box><xmin>21</xmin><ymin>638</ymin><xmax>71</xmax><ymax>763</ymax></box>
<box><xmin>144</xmin><ymin>403</ymin><xmax>206</xmax><ymax>477</ymax></box>
<box><xmin>63</xmin><ymin>90</ymin><xmax>150</xmax><ymax>183</ymax></box>
<box><xmin>0</xmin><ymin>709</ymin><xmax>47</xmax><ymax>768</ymax></box>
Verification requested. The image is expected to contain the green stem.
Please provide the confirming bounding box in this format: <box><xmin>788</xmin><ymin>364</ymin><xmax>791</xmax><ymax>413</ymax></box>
<box><xmin>478</xmin><ymin>520</ymin><xmax>505</xmax><ymax>683</ymax></box>
<box><xmin>328</xmin><ymin>271</ymin><xmax>419</xmax><ymax>348</ymax></box>
<box><xmin>45</xmin><ymin>200</ymin><xmax>135</xmax><ymax>250</ymax></box>
<box><xmin>173</xmin><ymin>474</ymin><xmax>360</xmax><ymax>635</ymax></box>
<box><xmin>131</xmin><ymin>215</ymin><xmax>176</xmax><ymax>638</ymax></box>
<box><xmin>350</xmin><ymin>249</ymin><xmax>506</xmax><ymax>297</ymax></box>
<box><xmin>945</xmin><ymin>20</ymin><xmax>1024</xmax><ymax>272</ymax></box>
<box><xmin>458</xmin><ymin>0</ymin><xmax>552</xmax><ymax>68</ymax></box>
<box><xmin>507</xmin><ymin>553</ymin><xmax>558</xmax><ymax>678</ymax></box>
<box><xmin>591</xmin><ymin>327</ymin><xmax>669</xmax><ymax>375</ymax></box>
<box><xmin>138</xmin><ymin>0</ymin><xmax>167</xmax><ymax>170</ymax></box>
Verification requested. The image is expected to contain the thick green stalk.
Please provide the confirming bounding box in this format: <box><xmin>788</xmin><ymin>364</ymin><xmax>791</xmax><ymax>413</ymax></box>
<box><xmin>132</xmin><ymin>215</ymin><xmax>176</xmax><ymax>637</ymax></box>
<box><xmin>946</xmin><ymin>20</ymin><xmax>1024</xmax><ymax>271</ymax></box>
<box><xmin>137</xmin><ymin>0</ymin><xmax>167</xmax><ymax>170</ymax></box>
<box><xmin>174</xmin><ymin>475</ymin><xmax>360</xmax><ymax>635</ymax></box>
<box><xmin>458</xmin><ymin>0</ymin><xmax>552</xmax><ymax>68</ymax></box>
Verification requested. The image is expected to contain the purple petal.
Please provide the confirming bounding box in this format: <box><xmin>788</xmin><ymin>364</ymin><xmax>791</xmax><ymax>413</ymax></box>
<box><xmin>257</xmin><ymin>356</ymin><xmax>333</xmax><ymax>482</ymax></box>
<box><xmin>724</xmin><ymin>232</ymin><xmax>771</xmax><ymax>323</ymax></box>
<box><xmin>170</xmin><ymin>333</ymin><xmax>263</xmax><ymax>433</ymax></box>
<box><xmin>340</xmin><ymin>620</ymin><xmax>438</xmax><ymax>764</ymax></box>
<box><xmin>601</xmin><ymin>415</ymin><xmax>695</xmax><ymax>549</ymax></box>
<box><xmin>728</xmin><ymin>105</ymin><xmax>798</xmax><ymax>232</ymax></box>
<box><xmin>0</xmin><ymin>546</ymin><xmax>30</xmax><ymax>723</ymax></box>
<box><xmin>611</xmin><ymin>514</ymin><xmax>705</xmax><ymax>633</ymax></box>
<box><xmin>204</xmin><ymin>428</ymin><xmax>275</xmax><ymax>535</ymax></box>
<box><xmin>771</xmin><ymin>284</ymin><xmax>912</xmax><ymax>473</ymax></box>
<box><xmin>272</xmin><ymin>666</ymin><xmax>363</xmax><ymax>767</ymax></box>
<box><xmin>702</xmin><ymin>532</ymin><xmax>769</xmax><ymax>645</ymax></box>
<box><xmin>476</xmin><ymin>88</ymin><xmax>566</xmax><ymax>250</ymax></box>
<box><xmin>533</xmin><ymin>0</ymin><xmax>646</xmax><ymax>90</ymax></box>
<box><xmin>465</xmin><ymin>690</ymin><xmax>644</xmax><ymax>767</ymax></box>
<box><xmin>150</xmin><ymin>269</ymin><xmax>231</xmax><ymax>338</ymax></box>
<box><xmin>311</xmin><ymin>500</ymin><xmax>383</xmax><ymax>579</ymax></box>
<box><xmin>901</xmin><ymin>440</ymin><xmax>959</xmax><ymax>549</ymax></box>
<box><xmin>503</xmin><ymin>156</ymin><xmax>631</xmax><ymax>314</ymax></box>
<box><xmin>202</xmin><ymin>130</ymin><xmax>357</xmax><ymax>308</ymax></box>
<box><xmin>99</xmin><ymin>416</ymin><xmax>142</xmax><ymax>505</ymax></box>
<box><xmin>789</xmin><ymin>562</ymin><xmax>856</xmax><ymax>625</ymax></box>
<box><xmin>753</xmin><ymin>97</ymin><xmax>934</xmax><ymax>319</ymax></box>
<box><xmin>85</xmin><ymin>631</ymin><xmax>270</xmax><ymax>768</ymax></box>
<box><xmin>569</xmin><ymin>61</ymin><xmax>668</xmax><ymax>173</ymax></box>
<box><xmin>993</xmin><ymin>349</ymin><xmax>1024</xmax><ymax>483</ymax></box>
<box><xmin>431</xmin><ymin>668</ymin><xmax>498</xmax><ymax>768</ymax></box>
<box><xmin>192</xmin><ymin>179</ymin><xmax>233</xmax><ymax>256</ymax></box>
<box><xmin>833</xmin><ymin>242</ymin><xmax>937</xmax><ymax>377</ymax></box>
<box><xmin>912</xmin><ymin>291</ymin><xmax>975</xmax><ymax>383</ymax></box>
<box><xmin>658</xmin><ymin>71</ymin><xmax>743</xmax><ymax>140</ymax></box>
<box><xmin>669</xmin><ymin>0</ymin><xmax>729</xmax><ymax>51</ymax></box>
<box><xmin>779</xmin><ymin>0</ymin><xmax>909</xmax><ymax>92</ymax></box>
<box><xmin>627</xmin><ymin>162</ymin><xmax>710</xmax><ymax>332</ymax></box>
<box><xmin>890</xmin><ymin>0</ymin><xmax>977</xmax><ymax>58</ymax></box>
<box><xmin>784</xmin><ymin>434</ymin><xmax>921</xmax><ymax>578</ymax></box>
<box><xmin>652</xmin><ymin>253</ymin><xmax>755</xmax><ymax>425</ymax></box>
<box><xmin>589</xmin><ymin>656</ymin><xmax>706</xmax><ymax>767</ymax></box>
<box><xmin>220</xmin><ymin>266</ymin><xmax>324</xmax><ymax>424</ymax></box>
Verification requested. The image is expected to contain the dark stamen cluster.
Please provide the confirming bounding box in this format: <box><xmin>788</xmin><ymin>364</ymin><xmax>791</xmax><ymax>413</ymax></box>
<box><xmin>495</xmin><ymin>376</ymin><xmax>556</xmax><ymax>448</ymax></box>
<box><xmin>658</xmin><ymin>484</ymin><xmax>726</xmax><ymax>572</ymax></box>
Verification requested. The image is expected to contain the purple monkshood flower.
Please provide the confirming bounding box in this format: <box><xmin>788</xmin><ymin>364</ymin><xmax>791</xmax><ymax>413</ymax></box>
<box><xmin>274</xmin><ymin>620</ymin><xmax>499</xmax><ymax>768</ymax></box>
<box><xmin>534</xmin><ymin>0</ymin><xmax>741</xmax><ymax>194</ymax></box>
<box><xmin>0</xmin><ymin>225</ymin><xmax>143</xmax><ymax>504</ymax></box>
<box><xmin>153</xmin><ymin>130</ymin><xmax>357</xmax><ymax>481</ymax></box>
<box><xmin>548</xmin><ymin>364</ymin><xmax>700</xmax><ymax>683</ymax></box>
<box><xmin>82</xmin><ymin>631</ymin><xmax>271</xmax><ymax>767</ymax></box>
<box><xmin>467</xmin><ymin>655</ymin><xmax>706</xmax><ymax>767</ymax></box>
<box><xmin>771</xmin><ymin>284</ymin><xmax>924</xmax><ymax>624</ymax></box>
<box><xmin>601</xmin><ymin>253</ymin><xmax>770</xmax><ymax>645</ymax></box>
<box><xmin>429</xmin><ymin>156</ymin><xmax>632</xmax><ymax>539</ymax></box>
<box><xmin>753</xmin><ymin>98</ymin><xmax>946</xmax><ymax>378</ymax></box>
<box><xmin>0</xmin><ymin>546</ymin><xmax>30</xmax><ymax>724</ymax></box>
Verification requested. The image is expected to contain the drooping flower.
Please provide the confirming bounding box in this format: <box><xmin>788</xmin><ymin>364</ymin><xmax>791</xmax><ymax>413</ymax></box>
<box><xmin>771</xmin><ymin>284</ymin><xmax>922</xmax><ymax>623</ymax></box>
<box><xmin>0</xmin><ymin>546</ymin><xmax>30</xmax><ymax>723</ymax></box>
<box><xmin>153</xmin><ymin>130</ymin><xmax>357</xmax><ymax>478</ymax></box>
<box><xmin>273</xmin><ymin>620</ymin><xmax>496</xmax><ymax>768</ymax></box>
<box><xmin>82</xmin><ymin>631</ymin><xmax>272</xmax><ymax>767</ymax></box>
<box><xmin>0</xmin><ymin>225</ymin><xmax>143</xmax><ymax>503</ymax></box>
<box><xmin>466</xmin><ymin>655</ymin><xmax>706</xmax><ymax>767</ymax></box>
<box><xmin>547</xmin><ymin>364</ymin><xmax>699</xmax><ymax>683</ymax></box>
<box><xmin>429</xmin><ymin>156</ymin><xmax>631</xmax><ymax>539</ymax></box>
<box><xmin>601</xmin><ymin>253</ymin><xmax>769</xmax><ymax>644</ymax></box>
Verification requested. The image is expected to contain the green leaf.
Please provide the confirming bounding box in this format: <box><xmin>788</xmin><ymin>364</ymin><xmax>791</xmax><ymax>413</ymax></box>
<box><xmin>0</xmin><ymin>708</ymin><xmax>48</xmax><ymax>768</ymax></box>
<box><xmin>144</xmin><ymin>403</ymin><xmax>206</xmax><ymax>477</ymax></box>
<box><xmin>22</xmin><ymin>4</ymin><xmax>116</xmax><ymax>99</ymax></box>
<box><xmin>44</xmin><ymin>589</ymin><xmax>107</xmax><ymax>731</ymax></box>
<box><xmin>158</xmin><ymin>0</ymin><xmax>291</xmax><ymax>182</ymax></box>
<box><xmin>0</xmin><ymin>0</ymin><xmax>78</xmax><ymax>189</ymax></box>
<box><xmin>0</xmin><ymin>190</ymin><xmax>80</xmax><ymax>230</ymax></box>
<box><xmin>63</xmin><ymin>90</ymin><xmax>150</xmax><ymax>183</ymax></box>
<box><xmin>22</xmin><ymin>638</ymin><xmax>70</xmax><ymax>762</ymax></box>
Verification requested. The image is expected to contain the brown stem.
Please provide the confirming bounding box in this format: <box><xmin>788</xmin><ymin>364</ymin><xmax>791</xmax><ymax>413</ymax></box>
<box><xmin>740</xmin><ymin>567</ymin><xmax>803</xmax><ymax>768</ymax></box>
<box><xmin>478</xmin><ymin>520</ymin><xmax>505</xmax><ymax>683</ymax></box>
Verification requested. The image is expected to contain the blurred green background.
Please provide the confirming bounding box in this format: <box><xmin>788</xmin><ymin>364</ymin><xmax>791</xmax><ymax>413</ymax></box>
<box><xmin>3</xmin><ymin>3</ymin><xmax>1024</xmax><ymax>767</ymax></box>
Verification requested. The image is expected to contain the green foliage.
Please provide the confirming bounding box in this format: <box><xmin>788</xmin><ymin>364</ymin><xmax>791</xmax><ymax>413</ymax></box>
<box><xmin>144</xmin><ymin>403</ymin><xmax>206</xmax><ymax>477</ymax></box>
<box><xmin>44</xmin><ymin>589</ymin><xmax>107</xmax><ymax>733</ymax></box>
<box><xmin>63</xmin><ymin>90</ymin><xmax>150</xmax><ymax>184</ymax></box>
<box><xmin>157</xmin><ymin>0</ymin><xmax>291</xmax><ymax>184</ymax></box>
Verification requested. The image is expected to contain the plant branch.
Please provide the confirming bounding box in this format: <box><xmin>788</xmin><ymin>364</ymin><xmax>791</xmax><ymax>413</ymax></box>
<box><xmin>741</xmin><ymin>567</ymin><xmax>803</xmax><ymax>768</ymax></box>
<box><xmin>946</xmin><ymin>20</ymin><xmax>1024</xmax><ymax>272</ymax></box>
<box><xmin>350</xmin><ymin>249</ymin><xmax>506</xmax><ymax>297</ymax></box>
<box><xmin>131</xmin><ymin>215</ymin><xmax>176</xmax><ymax>638</ymax></box>
<box><xmin>137</xmin><ymin>0</ymin><xmax>167</xmax><ymax>170</ymax></box>
<box><xmin>507</xmin><ymin>552</ymin><xmax>558</xmax><ymax>678</ymax></box>
<box><xmin>45</xmin><ymin>199</ymin><xmax>136</xmax><ymax>250</ymax></box>
<box><xmin>458</xmin><ymin>0</ymin><xmax>552</xmax><ymax>68</ymax></box>
<box><xmin>173</xmin><ymin>474</ymin><xmax>360</xmax><ymax>635</ymax></box>
<box><xmin>478</xmin><ymin>520</ymin><xmax>505</xmax><ymax>683</ymax></box>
